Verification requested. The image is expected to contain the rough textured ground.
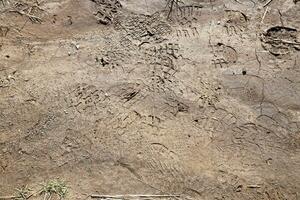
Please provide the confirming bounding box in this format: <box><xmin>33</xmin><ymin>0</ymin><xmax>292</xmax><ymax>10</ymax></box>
<box><xmin>0</xmin><ymin>0</ymin><xmax>300</xmax><ymax>199</ymax></box>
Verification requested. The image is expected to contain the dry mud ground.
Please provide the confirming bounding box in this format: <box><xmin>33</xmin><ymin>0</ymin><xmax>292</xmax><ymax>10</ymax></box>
<box><xmin>0</xmin><ymin>0</ymin><xmax>300</xmax><ymax>199</ymax></box>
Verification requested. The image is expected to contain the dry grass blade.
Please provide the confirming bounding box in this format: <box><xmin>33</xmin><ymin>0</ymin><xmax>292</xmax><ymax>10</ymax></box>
<box><xmin>263</xmin><ymin>0</ymin><xmax>273</xmax><ymax>7</ymax></box>
<box><xmin>165</xmin><ymin>0</ymin><xmax>183</xmax><ymax>19</ymax></box>
<box><xmin>90</xmin><ymin>194</ymin><xmax>181</xmax><ymax>199</ymax></box>
<box><xmin>0</xmin><ymin>196</ymin><xmax>18</xmax><ymax>200</ymax></box>
<box><xmin>9</xmin><ymin>9</ymin><xmax>42</xmax><ymax>23</ymax></box>
<box><xmin>14</xmin><ymin>185</ymin><xmax>32</xmax><ymax>200</ymax></box>
<box><xmin>0</xmin><ymin>186</ymin><xmax>33</xmax><ymax>200</ymax></box>
<box><xmin>0</xmin><ymin>180</ymin><xmax>66</xmax><ymax>200</ymax></box>
<box><xmin>8</xmin><ymin>1</ymin><xmax>43</xmax><ymax>23</ymax></box>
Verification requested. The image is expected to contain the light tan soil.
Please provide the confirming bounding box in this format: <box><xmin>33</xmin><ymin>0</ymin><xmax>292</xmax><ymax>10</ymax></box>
<box><xmin>0</xmin><ymin>0</ymin><xmax>300</xmax><ymax>199</ymax></box>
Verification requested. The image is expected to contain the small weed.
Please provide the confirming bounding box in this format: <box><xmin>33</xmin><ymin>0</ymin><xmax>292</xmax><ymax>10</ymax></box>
<box><xmin>41</xmin><ymin>179</ymin><xmax>68</xmax><ymax>199</ymax></box>
<box><xmin>14</xmin><ymin>185</ymin><xmax>32</xmax><ymax>200</ymax></box>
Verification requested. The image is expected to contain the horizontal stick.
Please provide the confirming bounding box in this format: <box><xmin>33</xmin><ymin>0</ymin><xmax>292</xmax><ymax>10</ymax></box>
<box><xmin>0</xmin><ymin>189</ymin><xmax>42</xmax><ymax>200</ymax></box>
<box><xmin>272</xmin><ymin>39</ymin><xmax>300</xmax><ymax>45</ymax></box>
<box><xmin>0</xmin><ymin>196</ymin><xmax>17</xmax><ymax>200</ymax></box>
<box><xmin>247</xmin><ymin>185</ymin><xmax>261</xmax><ymax>188</ymax></box>
<box><xmin>263</xmin><ymin>0</ymin><xmax>273</xmax><ymax>7</ymax></box>
<box><xmin>90</xmin><ymin>194</ymin><xmax>181</xmax><ymax>198</ymax></box>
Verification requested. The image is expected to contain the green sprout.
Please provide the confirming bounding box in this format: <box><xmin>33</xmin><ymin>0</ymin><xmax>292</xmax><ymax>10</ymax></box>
<box><xmin>14</xmin><ymin>185</ymin><xmax>32</xmax><ymax>200</ymax></box>
<box><xmin>41</xmin><ymin>179</ymin><xmax>68</xmax><ymax>199</ymax></box>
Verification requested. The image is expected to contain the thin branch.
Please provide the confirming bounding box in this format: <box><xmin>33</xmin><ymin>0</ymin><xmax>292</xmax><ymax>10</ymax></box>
<box><xmin>261</xmin><ymin>7</ymin><xmax>268</xmax><ymax>23</ymax></box>
<box><xmin>9</xmin><ymin>10</ymin><xmax>42</xmax><ymax>23</ymax></box>
<box><xmin>263</xmin><ymin>0</ymin><xmax>273</xmax><ymax>7</ymax></box>
<box><xmin>0</xmin><ymin>189</ymin><xmax>43</xmax><ymax>200</ymax></box>
<box><xmin>90</xmin><ymin>194</ymin><xmax>181</xmax><ymax>199</ymax></box>
<box><xmin>0</xmin><ymin>196</ymin><xmax>17</xmax><ymax>200</ymax></box>
<box><xmin>165</xmin><ymin>0</ymin><xmax>183</xmax><ymax>19</ymax></box>
<box><xmin>272</xmin><ymin>39</ymin><xmax>300</xmax><ymax>45</ymax></box>
<box><xmin>167</xmin><ymin>0</ymin><xmax>175</xmax><ymax>19</ymax></box>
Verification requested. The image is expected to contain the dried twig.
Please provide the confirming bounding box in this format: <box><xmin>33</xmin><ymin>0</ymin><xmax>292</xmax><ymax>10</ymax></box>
<box><xmin>263</xmin><ymin>0</ymin><xmax>273</xmax><ymax>7</ymax></box>
<box><xmin>90</xmin><ymin>194</ymin><xmax>181</xmax><ymax>199</ymax></box>
<box><xmin>0</xmin><ymin>196</ymin><xmax>18</xmax><ymax>200</ymax></box>
<box><xmin>247</xmin><ymin>185</ymin><xmax>261</xmax><ymax>188</ymax></box>
<box><xmin>255</xmin><ymin>49</ymin><xmax>262</xmax><ymax>74</ymax></box>
<box><xmin>272</xmin><ymin>39</ymin><xmax>300</xmax><ymax>45</ymax></box>
<box><xmin>0</xmin><ymin>189</ymin><xmax>42</xmax><ymax>200</ymax></box>
<box><xmin>165</xmin><ymin>0</ymin><xmax>183</xmax><ymax>19</ymax></box>
<box><xmin>261</xmin><ymin>7</ymin><xmax>268</xmax><ymax>23</ymax></box>
<box><xmin>9</xmin><ymin>10</ymin><xmax>42</xmax><ymax>23</ymax></box>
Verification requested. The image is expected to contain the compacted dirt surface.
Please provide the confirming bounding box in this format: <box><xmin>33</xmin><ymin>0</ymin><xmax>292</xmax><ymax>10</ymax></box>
<box><xmin>0</xmin><ymin>0</ymin><xmax>300</xmax><ymax>199</ymax></box>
